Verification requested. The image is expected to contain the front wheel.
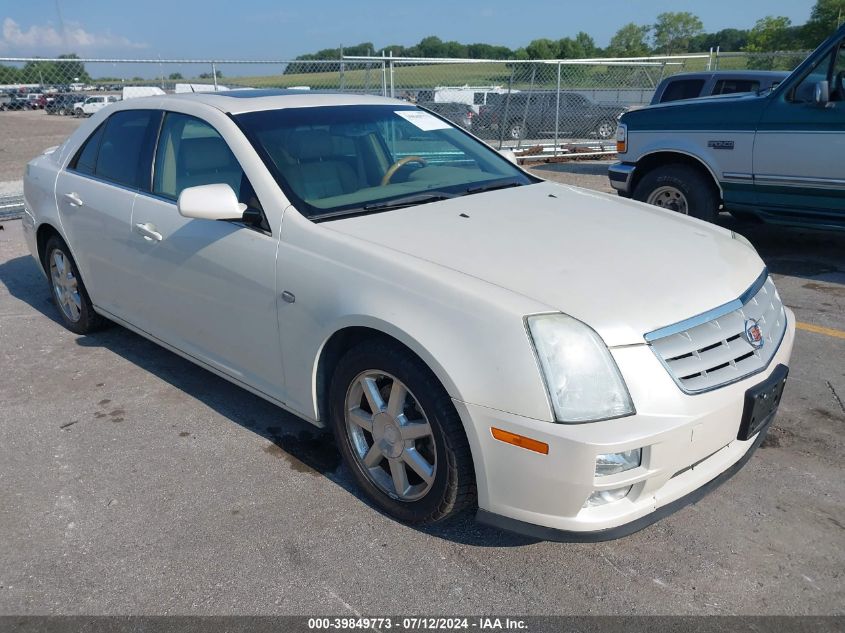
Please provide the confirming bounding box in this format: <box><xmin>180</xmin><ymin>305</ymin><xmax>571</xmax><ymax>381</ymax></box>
<box><xmin>44</xmin><ymin>236</ymin><xmax>105</xmax><ymax>334</ymax></box>
<box><xmin>507</xmin><ymin>121</ymin><xmax>525</xmax><ymax>140</ymax></box>
<box><xmin>633</xmin><ymin>164</ymin><xmax>719</xmax><ymax>223</ymax></box>
<box><xmin>329</xmin><ymin>339</ymin><xmax>476</xmax><ymax>524</ymax></box>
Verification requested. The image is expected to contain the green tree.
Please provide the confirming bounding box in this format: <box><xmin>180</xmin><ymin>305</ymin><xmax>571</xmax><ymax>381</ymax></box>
<box><xmin>606</xmin><ymin>23</ymin><xmax>651</xmax><ymax>57</ymax></box>
<box><xmin>525</xmin><ymin>38</ymin><xmax>557</xmax><ymax>59</ymax></box>
<box><xmin>745</xmin><ymin>16</ymin><xmax>797</xmax><ymax>52</ymax></box>
<box><xmin>653</xmin><ymin>12</ymin><xmax>704</xmax><ymax>54</ymax></box>
<box><xmin>0</xmin><ymin>64</ymin><xmax>22</xmax><ymax>84</ymax></box>
<box><xmin>168</xmin><ymin>72</ymin><xmax>183</xmax><ymax>80</ymax></box>
<box><xmin>689</xmin><ymin>28</ymin><xmax>749</xmax><ymax>52</ymax></box>
<box><xmin>803</xmin><ymin>0</ymin><xmax>845</xmax><ymax>47</ymax></box>
<box><xmin>21</xmin><ymin>53</ymin><xmax>90</xmax><ymax>85</ymax></box>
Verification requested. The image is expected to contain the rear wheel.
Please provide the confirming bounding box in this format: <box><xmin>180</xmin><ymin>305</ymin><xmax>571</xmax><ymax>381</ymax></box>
<box><xmin>329</xmin><ymin>339</ymin><xmax>476</xmax><ymax>524</ymax></box>
<box><xmin>595</xmin><ymin>119</ymin><xmax>617</xmax><ymax>140</ymax></box>
<box><xmin>633</xmin><ymin>164</ymin><xmax>719</xmax><ymax>223</ymax></box>
<box><xmin>58</xmin><ymin>107</ymin><xmax>66</xmax><ymax>116</ymax></box>
<box><xmin>44</xmin><ymin>236</ymin><xmax>105</xmax><ymax>334</ymax></box>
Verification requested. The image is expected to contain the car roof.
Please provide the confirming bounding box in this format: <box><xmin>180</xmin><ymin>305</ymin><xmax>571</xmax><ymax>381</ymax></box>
<box><xmin>116</xmin><ymin>90</ymin><xmax>404</xmax><ymax>115</ymax></box>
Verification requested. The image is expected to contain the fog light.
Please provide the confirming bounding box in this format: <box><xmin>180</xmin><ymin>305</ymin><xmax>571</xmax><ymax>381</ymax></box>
<box><xmin>584</xmin><ymin>485</ymin><xmax>633</xmax><ymax>508</ymax></box>
<box><xmin>595</xmin><ymin>448</ymin><xmax>641</xmax><ymax>477</ymax></box>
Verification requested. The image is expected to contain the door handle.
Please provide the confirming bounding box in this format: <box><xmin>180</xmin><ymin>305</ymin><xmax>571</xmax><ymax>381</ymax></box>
<box><xmin>134</xmin><ymin>222</ymin><xmax>162</xmax><ymax>242</ymax></box>
<box><xmin>63</xmin><ymin>192</ymin><xmax>83</xmax><ymax>207</ymax></box>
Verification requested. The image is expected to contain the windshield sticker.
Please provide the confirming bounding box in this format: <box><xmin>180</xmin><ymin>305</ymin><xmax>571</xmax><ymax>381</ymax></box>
<box><xmin>394</xmin><ymin>110</ymin><xmax>452</xmax><ymax>131</ymax></box>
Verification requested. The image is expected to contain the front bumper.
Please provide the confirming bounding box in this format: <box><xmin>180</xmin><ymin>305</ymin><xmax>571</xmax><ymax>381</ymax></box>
<box><xmin>608</xmin><ymin>162</ymin><xmax>636</xmax><ymax>196</ymax></box>
<box><xmin>455</xmin><ymin>309</ymin><xmax>795</xmax><ymax>539</ymax></box>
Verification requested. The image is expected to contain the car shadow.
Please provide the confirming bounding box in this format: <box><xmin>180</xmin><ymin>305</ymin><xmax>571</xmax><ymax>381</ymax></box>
<box><xmin>721</xmin><ymin>215</ymin><xmax>845</xmax><ymax>284</ymax></box>
<box><xmin>0</xmin><ymin>253</ymin><xmax>537</xmax><ymax>547</ymax></box>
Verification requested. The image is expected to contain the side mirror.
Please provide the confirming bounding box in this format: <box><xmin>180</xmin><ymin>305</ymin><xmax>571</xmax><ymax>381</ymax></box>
<box><xmin>814</xmin><ymin>80</ymin><xmax>830</xmax><ymax>106</ymax></box>
<box><xmin>498</xmin><ymin>148</ymin><xmax>518</xmax><ymax>164</ymax></box>
<box><xmin>177</xmin><ymin>183</ymin><xmax>246</xmax><ymax>221</ymax></box>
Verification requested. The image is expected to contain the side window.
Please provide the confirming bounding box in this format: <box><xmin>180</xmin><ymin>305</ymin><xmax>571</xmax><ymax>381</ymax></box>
<box><xmin>153</xmin><ymin>112</ymin><xmax>249</xmax><ymax>204</ymax></box>
<box><xmin>791</xmin><ymin>44</ymin><xmax>841</xmax><ymax>103</ymax></box>
<box><xmin>95</xmin><ymin>110</ymin><xmax>157</xmax><ymax>188</ymax></box>
<box><xmin>660</xmin><ymin>79</ymin><xmax>706</xmax><ymax>103</ymax></box>
<box><xmin>71</xmin><ymin>123</ymin><xmax>106</xmax><ymax>176</ymax></box>
<box><xmin>833</xmin><ymin>44</ymin><xmax>845</xmax><ymax>101</ymax></box>
<box><xmin>713</xmin><ymin>79</ymin><xmax>760</xmax><ymax>95</ymax></box>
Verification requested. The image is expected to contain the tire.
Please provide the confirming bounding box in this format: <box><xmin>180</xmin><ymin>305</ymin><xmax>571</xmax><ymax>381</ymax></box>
<box><xmin>507</xmin><ymin>121</ymin><xmax>525</xmax><ymax>140</ymax></box>
<box><xmin>44</xmin><ymin>236</ymin><xmax>106</xmax><ymax>334</ymax></box>
<box><xmin>58</xmin><ymin>107</ymin><xmax>66</xmax><ymax>116</ymax></box>
<box><xmin>329</xmin><ymin>338</ymin><xmax>476</xmax><ymax>524</ymax></box>
<box><xmin>633</xmin><ymin>164</ymin><xmax>719</xmax><ymax>223</ymax></box>
<box><xmin>595</xmin><ymin>119</ymin><xmax>617</xmax><ymax>140</ymax></box>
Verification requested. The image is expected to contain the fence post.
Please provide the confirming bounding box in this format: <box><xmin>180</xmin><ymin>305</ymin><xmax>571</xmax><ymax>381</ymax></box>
<box><xmin>498</xmin><ymin>65</ymin><xmax>516</xmax><ymax>150</ymax></box>
<box><xmin>554</xmin><ymin>62</ymin><xmax>561</xmax><ymax>158</ymax></box>
<box><xmin>211</xmin><ymin>61</ymin><xmax>218</xmax><ymax>91</ymax></box>
<box><xmin>516</xmin><ymin>64</ymin><xmax>536</xmax><ymax>151</ymax></box>
<box><xmin>340</xmin><ymin>45</ymin><xmax>345</xmax><ymax>92</ymax></box>
<box><xmin>381</xmin><ymin>54</ymin><xmax>387</xmax><ymax>97</ymax></box>
<box><xmin>389</xmin><ymin>51</ymin><xmax>395</xmax><ymax>98</ymax></box>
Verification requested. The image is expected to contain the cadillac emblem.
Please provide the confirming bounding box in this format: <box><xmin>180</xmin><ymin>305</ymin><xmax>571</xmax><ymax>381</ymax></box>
<box><xmin>743</xmin><ymin>318</ymin><xmax>764</xmax><ymax>349</ymax></box>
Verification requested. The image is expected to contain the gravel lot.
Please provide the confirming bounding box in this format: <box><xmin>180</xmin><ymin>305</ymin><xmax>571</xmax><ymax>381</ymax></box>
<box><xmin>0</xmin><ymin>108</ymin><xmax>844</xmax><ymax>616</ymax></box>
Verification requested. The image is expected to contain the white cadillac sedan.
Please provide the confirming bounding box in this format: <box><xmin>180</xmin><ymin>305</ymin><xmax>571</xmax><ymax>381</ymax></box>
<box><xmin>22</xmin><ymin>91</ymin><xmax>795</xmax><ymax>540</ymax></box>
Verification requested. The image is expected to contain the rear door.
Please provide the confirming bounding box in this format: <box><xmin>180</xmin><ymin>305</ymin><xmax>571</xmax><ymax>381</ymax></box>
<box><xmin>55</xmin><ymin>109</ymin><xmax>159</xmax><ymax>318</ymax></box>
<box><xmin>122</xmin><ymin>111</ymin><xmax>285</xmax><ymax>399</ymax></box>
<box><xmin>753</xmin><ymin>40</ymin><xmax>845</xmax><ymax>223</ymax></box>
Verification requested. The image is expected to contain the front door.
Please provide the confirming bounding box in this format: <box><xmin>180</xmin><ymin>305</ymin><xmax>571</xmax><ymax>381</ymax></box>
<box><xmin>122</xmin><ymin>111</ymin><xmax>285</xmax><ymax>400</ymax></box>
<box><xmin>754</xmin><ymin>39</ymin><xmax>845</xmax><ymax>224</ymax></box>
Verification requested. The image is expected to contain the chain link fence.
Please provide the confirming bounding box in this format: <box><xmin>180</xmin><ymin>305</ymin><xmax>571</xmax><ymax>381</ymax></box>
<box><xmin>0</xmin><ymin>50</ymin><xmax>807</xmax><ymax>218</ymax></box>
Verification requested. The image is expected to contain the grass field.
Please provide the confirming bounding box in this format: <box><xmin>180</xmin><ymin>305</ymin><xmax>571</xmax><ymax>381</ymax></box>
<box><xmin>218</xmin><ymin>53</ymin><xmax>806</xmax><ymax>92</ymax></box>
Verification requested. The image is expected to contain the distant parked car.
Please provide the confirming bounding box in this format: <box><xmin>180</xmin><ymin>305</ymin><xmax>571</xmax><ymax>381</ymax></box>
<box><xmin>477</xmin><ymin>91</ymin><xmax>627</xmax><ymax>140</ymax></box>
<box><xmin>1</xmin><ymin>93</ymin><xmax>30</xmax><ymax>111</ymax></box>
<box><xmin>26</xmin><ymin>93</ymin><xmax>46</xmax><ymax>109</ymax></box>
<box><xmin>417</xmin><ymin>101</ymin><xmax>474</xmax><ymax>129</ymax></box>
<box><xmin>650</xmin><ymin>71</ymin><xmax>790</xmax><ymax>105</ymax></box>
<box><xmin>75</xmin><ymin>95</ymin><xmax>120</xmax><ymax>117</ymax></box>
<box><xmin>46</xmin><ymin>94</ymin><xmax>80</xmax><ymax>116</ymax></box>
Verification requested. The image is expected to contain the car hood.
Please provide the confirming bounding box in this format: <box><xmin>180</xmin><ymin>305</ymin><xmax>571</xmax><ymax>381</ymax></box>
<box><xmin>325</xmin><ymin>181</ymin><xmax>764</xmax><ymax>346</ymax></box>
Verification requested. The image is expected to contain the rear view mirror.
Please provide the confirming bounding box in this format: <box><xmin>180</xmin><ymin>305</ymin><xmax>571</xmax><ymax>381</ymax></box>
<box><xmin>177</xmin><ymin>184</ymin><xmax>245</xmax><ymax>221</ymax></box>
<box><xmin>814</xmin><ymin>80</ymin><xmax>830</xmax><ymax>105</ymax></box>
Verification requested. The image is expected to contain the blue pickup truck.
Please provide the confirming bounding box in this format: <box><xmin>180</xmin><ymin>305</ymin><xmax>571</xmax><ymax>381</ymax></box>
<box><xmin>609</xmin><ymin>24</ymin><xmax>845</xmax><ymax>230</ymax></box>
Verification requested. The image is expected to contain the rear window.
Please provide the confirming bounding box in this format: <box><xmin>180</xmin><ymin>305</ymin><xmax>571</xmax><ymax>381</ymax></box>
<box><xmin>660</xmin><ymin>79</ymin><xmax>706</xmax><ymax>103</ymax></box>
<box><xmin>713</xmin><ymin>79</ymin><xmax>760</xmax><ymax>95</ymax></box>
<box><xmin>95</xmin><ymin>110</ymin><xmax>158</xmax><ymax>188</ymax></box>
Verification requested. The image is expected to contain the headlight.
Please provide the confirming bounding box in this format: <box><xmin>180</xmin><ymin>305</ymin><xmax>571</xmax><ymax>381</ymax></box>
<box><xmin>527</xmin><ymin>314</ymin><xmax>635</xmax><ymax>423</ymax></box>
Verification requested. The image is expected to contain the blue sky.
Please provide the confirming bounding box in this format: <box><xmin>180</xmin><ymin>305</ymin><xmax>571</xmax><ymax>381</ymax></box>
<box><xmin>0</xmin><ymin>0</ymin><xmax>818</xmax><ymax>59</ymax></box>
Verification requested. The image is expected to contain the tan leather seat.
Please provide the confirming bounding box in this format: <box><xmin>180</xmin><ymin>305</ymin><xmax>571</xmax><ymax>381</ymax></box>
<box><xmin>283</xmin><ymin>129</ymin><xmax>358</xmax><ymax>200</ymax></box>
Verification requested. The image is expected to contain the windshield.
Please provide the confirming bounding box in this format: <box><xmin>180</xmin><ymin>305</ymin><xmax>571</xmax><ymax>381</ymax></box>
<box><xmin>234</xmin><ymin>104</ymin><xmax>536</xmax><ymax>219</ymax></box>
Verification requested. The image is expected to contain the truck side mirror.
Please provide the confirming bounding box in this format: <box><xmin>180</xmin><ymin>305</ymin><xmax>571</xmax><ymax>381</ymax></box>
<box><xmin>814</xmin><ymin>80</ymin><xmax>830</xmax><ymax>106</ymax></box>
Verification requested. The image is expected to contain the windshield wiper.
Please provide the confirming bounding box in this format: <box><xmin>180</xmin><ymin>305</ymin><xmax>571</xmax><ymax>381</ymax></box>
<box><xmin>361</xmin><ymin>192</ymin><xmax>457</xmax><ymax>212</ymax></box>
<box><xmin>463</xmin><ymin>179</ymin><xmax>524</xmax><ymax>195</ymax></box>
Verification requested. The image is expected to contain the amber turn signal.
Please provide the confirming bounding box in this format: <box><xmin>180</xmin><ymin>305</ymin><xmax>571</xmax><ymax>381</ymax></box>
<box><xmin>491</xmin><ymin>427</ymin><xmax>549</xmax><ymax>455</ymax></box>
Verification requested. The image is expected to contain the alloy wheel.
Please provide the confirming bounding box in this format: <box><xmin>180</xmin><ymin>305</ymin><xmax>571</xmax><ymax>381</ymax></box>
<box><xmin>50</xmin><ymin>249</ymin><xmax>82</xmax><ymax>322</ymax></box>
<box><xmin>344</xmin><ymin>371</ymin><xmax>437</xmax><ymax>501</ymax></box>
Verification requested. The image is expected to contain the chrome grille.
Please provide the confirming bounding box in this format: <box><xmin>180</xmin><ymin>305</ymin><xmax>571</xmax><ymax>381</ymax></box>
<box><xmin>645</xmin><ymin>272</ymin><xmax>787</xmax><ymax>394</ymax></box>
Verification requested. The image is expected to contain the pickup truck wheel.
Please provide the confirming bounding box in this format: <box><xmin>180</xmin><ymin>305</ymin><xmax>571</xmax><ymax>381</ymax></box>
<box><xmin>44</xmin><ymin>236</ymin><xmax>105</xmax><ymax>334</ymax></box>
<box><xmin>329</xmin><ymin>339</ymin><xmax>476</xmax><ymax>524</ymax></box>
<box><xmin>634</xmin><ymin>165</ymin><xmax>718</xmax><ymax>223</ymax></box>
<box><xmin>595</xmin><ymin>119</ymin><xmax>617</xmax><ymax>140</ymax></box>
<box><xmin>58</xmin><ymin>107</ymin><xmax>66</xmax><ymax>116</ymax></box>
<box><xmin>508</xmin><ymin>121</ymin><xmax>525</xmax><ymax>140</ymax></box>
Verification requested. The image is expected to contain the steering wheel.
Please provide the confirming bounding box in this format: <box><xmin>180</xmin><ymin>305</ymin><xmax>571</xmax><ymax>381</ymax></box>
<box><xmin>380</xmin><ymin>156</ymin><xmax>427</xmax><ymax>186</ymax></box>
